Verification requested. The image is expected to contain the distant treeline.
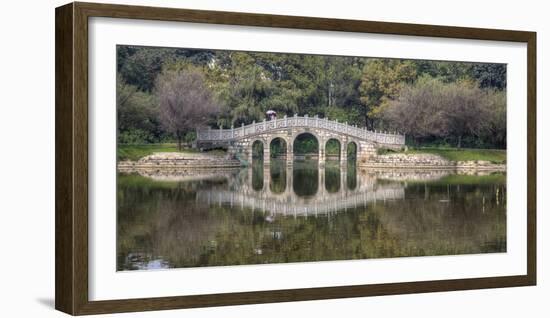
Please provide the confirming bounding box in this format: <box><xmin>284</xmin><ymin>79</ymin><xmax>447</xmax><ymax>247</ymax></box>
<box><xmin>117</xmin><ymin>45</ymin><xmax>506</xmax><ymax>149</ymax></box>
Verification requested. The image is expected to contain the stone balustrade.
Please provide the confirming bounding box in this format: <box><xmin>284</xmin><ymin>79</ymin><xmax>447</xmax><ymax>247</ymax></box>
<box><xmin>196</xmin><ymin>114</ymin><xmax>405</xmax><ymax>146</ymax></box>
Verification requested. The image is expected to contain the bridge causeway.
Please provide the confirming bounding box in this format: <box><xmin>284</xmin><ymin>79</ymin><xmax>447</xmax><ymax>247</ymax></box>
<box><xmin>196</xmin><ymin>114</ymin><xmax>406</xmax><ymax>164</ymax></box>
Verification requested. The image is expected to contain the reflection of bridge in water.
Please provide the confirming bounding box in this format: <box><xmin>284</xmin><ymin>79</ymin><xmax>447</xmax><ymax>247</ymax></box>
<box><xmin>197</xmin><ymin>161</ymin><xmax>405</xmax><ymax>217</ymax></box>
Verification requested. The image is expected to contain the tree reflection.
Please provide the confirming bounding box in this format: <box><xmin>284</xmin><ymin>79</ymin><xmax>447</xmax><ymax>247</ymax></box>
<box><xmin>269</xmin><ymin>159</ymin><xmax>286</xmax><ymax>193</ymax></box>
<box><xmin>292</xmin><ymin>160</ymin><xmax>319</xmax><ymax>196</ymax></box>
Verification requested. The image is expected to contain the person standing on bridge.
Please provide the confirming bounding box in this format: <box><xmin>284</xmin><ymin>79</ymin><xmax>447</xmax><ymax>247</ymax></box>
<box><xmin>266</xmin><ymin>110</ymin><xmax>277</xmax><ymax>120</ymax></box>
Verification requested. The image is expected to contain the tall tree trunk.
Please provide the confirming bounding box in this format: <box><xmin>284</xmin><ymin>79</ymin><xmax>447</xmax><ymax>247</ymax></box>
<box><xmin>365</xmin><ymin>116</ymin><xmax>373</xmax><ymax>130</ymax></box>
<box><xmin>176</xmin><ymin>131</ymin><xmax>182</xmax><ymax>151</ymax></box>
<box><xmin>457</xmin><ymin>135</ymin><xmax>462</xmax><ymax>148</ymax></box>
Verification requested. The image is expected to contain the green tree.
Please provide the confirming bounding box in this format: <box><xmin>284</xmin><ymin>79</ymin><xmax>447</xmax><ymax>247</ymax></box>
<box><xmin>414</xmin><ymin>61</ymin><xmax>472</xmax><ymax>83</ymax></box>
<box><xmin>119</xmin><ymin>47</ymin><xmax>176</xmax><ymax>91</ymax></box>
<box><xmin>471</xmin><ymin>63</ymin><xmax>507</xmax><ymax>90</ymax></box>
<box><xmin>359</xmin><ymin>59</ymin><xmax>417</xmax><ymax>129</ymax></box>
<box><xmin>442</xmin><ymin>81</ymin><xmax>492</xmax><ymax>148</ymax></box>
<box><xmin>480</xmin><ymin>89</ymin><xmax>507</xmax><ymax>148</ymax></box>
<box><xmin>116</xmin><ymin>75</ymin><xmax>162</xmax><ymax>143</ymax></box>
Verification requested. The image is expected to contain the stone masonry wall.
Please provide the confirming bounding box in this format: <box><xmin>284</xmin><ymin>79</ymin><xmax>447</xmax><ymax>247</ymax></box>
<box><xmin>117</xmin><ymin>152</ymin><xmax>241</xmax><ymax>171</ymax></box>
<box><xmin>361</xmin><ymin>153</ymin><xmax>505</xmax><ymax>171</ymax></box>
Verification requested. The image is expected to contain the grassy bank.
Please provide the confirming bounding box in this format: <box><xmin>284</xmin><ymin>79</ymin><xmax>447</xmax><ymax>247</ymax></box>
<box><xmin>378</xmin><ymin>147</ymin><xmax>506</xmax><ymax>164</ymax></box>
<box><xmin>117</xmin><ymin>143</ymin><xmax>197</xmax><ymax>161</ymax></box>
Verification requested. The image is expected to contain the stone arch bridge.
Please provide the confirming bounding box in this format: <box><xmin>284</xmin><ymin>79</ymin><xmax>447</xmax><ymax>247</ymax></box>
<box><xmin>196</xmin><ymin>114</ymin><xmax>405</xmax><ymax>164</ymax></box>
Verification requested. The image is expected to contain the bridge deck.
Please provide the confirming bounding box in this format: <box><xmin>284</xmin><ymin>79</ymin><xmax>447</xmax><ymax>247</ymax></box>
<box><xmin>197</xmin><ymin>115</ymin><xmax>405</xmax><ymax>145</ymax></box>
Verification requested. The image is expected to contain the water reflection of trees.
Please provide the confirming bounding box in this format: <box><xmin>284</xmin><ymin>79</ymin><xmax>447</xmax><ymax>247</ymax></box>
<box><xmin>251</xmin><ymin>161</ymin><xmax>264</xmax><ymax>191</ymax></box>
<box><xmin>117</xmin><ymin>176</ymin><xmax>226</xmax><ymax>270</ymax></box>
<box><xmin>117</xmin><ymin>171</ymin><xmax>507</xmax><ymax>270</ymax></box>
<box><xmin>269</xmin><ymin>160</ymin><xmax>286</xmax><ymax>193</ymax></box>
<box><xmin>324</xmin><ymin>162</ymin><xmax>341</xmax><ymax>193</ymax></box>
<box><xmin>292</xmin><ymin>161</ymin><xmax>319</xmax><ymax>196</ymax></box>
<box><xmin>347</xmin><ymin>161</ymin><xmax>357</xmax><ymax>190</ymax></box>
<box><xmin>371</xmin><ymin>182</ymin><xmax>507</xmax><ymax>256</ymax></box>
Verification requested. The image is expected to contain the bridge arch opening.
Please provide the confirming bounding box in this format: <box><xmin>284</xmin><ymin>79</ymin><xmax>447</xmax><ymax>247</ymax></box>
<box><xmin>270</xmin><ymin>137</ymin><xmax>287</xmax><ymax>158</ymax></box>
<box><xmin>251</xmin><ymin>140</ymin><xmax>264</xmax><ymax>160</ymax></box>
<box><xmin>293</xmin><ymin>133</ymin><xmax>319</xmax><ymax>160</ymax></box>
<box><xmin>325</xmin><ymin>138</ymin><xmax>341</xmax><ymax>161</ymax></box>
<box><xmin>347</xmin><ymin>141</ymin><xmax>358</xmax><ymax>161</ymax></box>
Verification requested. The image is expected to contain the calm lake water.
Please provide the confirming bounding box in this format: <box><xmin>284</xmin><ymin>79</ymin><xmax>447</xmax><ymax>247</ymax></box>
<box><xmin>117</xmin><ymin>159</ymin><xmax>506</xmax><ymax>271</ymax></box>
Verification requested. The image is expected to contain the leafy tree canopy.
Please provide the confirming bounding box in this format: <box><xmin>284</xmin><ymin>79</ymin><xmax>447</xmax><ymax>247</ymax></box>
<box><xmin>116</xmin><ymin>45</ymin><xmax>507</xmax><ymax>149</ymax></box>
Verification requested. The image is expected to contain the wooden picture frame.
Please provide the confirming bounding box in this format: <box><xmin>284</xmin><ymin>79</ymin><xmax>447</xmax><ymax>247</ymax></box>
<box><xmin>55</xmin><ymin>1</ymin><xmax>536</xmax><ymax>315</ymax></box>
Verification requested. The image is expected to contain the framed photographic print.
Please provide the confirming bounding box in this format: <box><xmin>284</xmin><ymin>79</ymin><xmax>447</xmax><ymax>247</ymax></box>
<box><xmin>55</xmin><ymin>2</ymin><xmax>536</xmax><ymax>315</ymax></box>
